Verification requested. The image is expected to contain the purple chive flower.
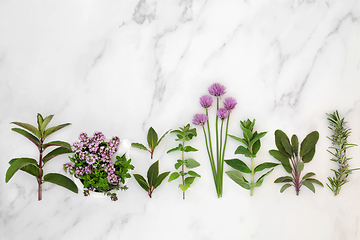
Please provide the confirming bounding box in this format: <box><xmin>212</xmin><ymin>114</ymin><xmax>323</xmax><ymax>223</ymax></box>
<box><xmin>223</xmin><ymin>97</ymin><xmax>237</xmax><ymax>112</ymax></box>
<box><xmin>192</xmin><ymin>113</ymin><xmax>208</xmax><ymax>126</ymax></box>
<box><xmin>200</xmin><ymin>95</ymin><xmax>213</xmax><ymax>108</ymax></box>
<box><xmin>217</xmin><ymin>108</ymin><xmax>229</xmax><ymax>121</ymax></box>
<box><xmin>208</xmin><ymin>83</ymin><xmax>226</xmax><ymax>97</ymax></box>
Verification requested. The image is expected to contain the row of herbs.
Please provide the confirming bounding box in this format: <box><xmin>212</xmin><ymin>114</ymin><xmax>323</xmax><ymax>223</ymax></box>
<box><xmin>5</xmin><ymin>85</ymin><xmax>358</xmax><ymax>201</ymax></box>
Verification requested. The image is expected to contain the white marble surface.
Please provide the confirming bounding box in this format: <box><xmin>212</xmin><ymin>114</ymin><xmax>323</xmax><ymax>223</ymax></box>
<box><xmin>1</xmin><ymin>0</ymin><xmax>360</xmax><ymax>239</ymax></box>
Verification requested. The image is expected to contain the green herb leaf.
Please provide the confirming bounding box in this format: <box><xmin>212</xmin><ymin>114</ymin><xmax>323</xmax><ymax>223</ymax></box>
<box><xmin>43</xmin><ymin>141</ymin><xmax>72</xmax><ymax>150</ymax></box>
<box><xmin>302</xmin><ymin>172</ymin><xmax>316</xmax><ymax>179</ymax></box>
<box><xmin>281</xmin><ymin>137</ymin><xmax>293</xmax><ymax>156</ymax></box>
<box><xmin>225</xmin><ymin>171</ymin><xmax>251</xmax><ymax>190</ymax></box>
<box><xmin>249</xmin><ymin>132</ymin><xmax>266</xmax><ymax>150</ymax></box>
<box><xmin>255</xmin><ymin>168</ymin><xmax>274</xmax><ymax>187</ymax></box>
<box><xmin>291</xmin><ymin>134</ymin><xmax>299</xmax><ymax>156</ymax></box>
<box><xmin>302</xmin><ymin>147</ymin><xmax>315</xmax><ymax>163</ymax></box>
<box><xmin>302</xmin><ymin>180</ymin><xmax>315</xmax><ymax>193</ymax></box>
<box><xmin>228</xmin><ymin>134</ymin><xmax>248</xmax><ymax>147</ymax></box>
<box><xmin>43</xmin><ymin>147</ymin><xmax>73</xmax><ymax>163</ymax></box>
<box><xmin>187</xmin><ymin>171</ymin><xmax>201</xmax><ymax>178</ymax></box>
<box><xmin>11</xmin><ymin>128</ymin><xmax>40</xmax><ymax>148</ymax></box>
<box><xmin>131</xmin><ymin>143</ymin><xmax>149</xmax><ymax>151</ymax></box>
<box><xmin>185</xmin><ymin>158</ymin><xmax>200</xmax><ymax>169</ymax></box>
<box><xmin>43</xmin><ymin>173</ymin><xmax>78</xmax><ymax>193</ymax></box>
<box><xmin>225</xmin><ymin>159</ymin><xmax>251</xmax><ymax>173</ymax></box>
<box><xmin>254</xmin><ymin>162</ymin><xmax>279</xmax><ymax>173</ymax></box>
<box><xmin>235</xmin><ymin>146</ymin><xmax>253</xmax><ymax>157</ymax></box>
<box><xmin>184</xmin><ymin>177</ymin><xmax>195</xmax><ymax>186</ymax></box>
<box><xmin>154</xmin><ymin>171</ymin><xmax>170</xmax><ymax>189</ymax></box>
<box><xmin>133</xmin><ymin>174</ymin><xmax>149</xmax><ymax>192</ymax></box>
<box><xmin>179</xmin><ymin>184</ymin><xmax>190</xmax><ymax>192</ymax></box>
<box><xmin>168</xmin><ymin>172</ymin><xmax>180</xmax><ymax>182</ymax></box>
<box><xmin>40</xmin><ymin>114</ymin><xmax>54</xmax><ymax>134</ymax></box>
<box><xmin>296</xmin><ymin>162</ymin><xmax>304</xmax><ymax>172</ymax></box>
<box><xmin>147</xmin><ymin>160</ymin><xmax>159</xmax><ymax>187</ymax></box>
<box><xmin>11</xmin><ymin>121</ymin><xmax>41</xmax><ymax>139</ymax></box>
<box><xmin>157</xmin><ymin>129</ymin><xmax>171</xmax><ymax>146</ymax></box>
<box><xmin>6</xmin><ymin>158</ymin><xmax>38</xmax><ymax>182</ymax></box>
<box><xmin>147</xmin><ymin>127</ymin><xmax>158</xmax><ymax>150</ymax></box>
<box><xmin>167</xmin><ymin>145</ymin><xmax>180</xmax><ymax>153</ymax></box>
<box><xmin>280</xmin><ymin>183</ymin><xmax>292</xmax><ymax>193</ymax></box>
<box><xmin>9</xmin><ymin>158</ymin><xmax>39</xmax><ymax>177</ymax></box>
<box><xmin>300</xmin><ymin>131</ymin><xmax>319</xmax><ymax>157</ymax></box>
<box><xmin>304</xmin><ymin>178</ymin><xmax>323</xmax><ymax>187</ymax></box>
<box><xmin>43</xmin><ymin>123</ymin><xmax>71</xmax><ymax>139</ymax></box>
<box><xmin>184</xmin><ymin>146</ymin><xmax>198</xmax><ymax>152</ymax></box>
<box><xmin>174</xmin><ymin>160</ymin><xmax>183</xmax><ymax>170</ymax></box>
<box><xmin>274</xmin><ymin>176</ymin><xmax>293</xmax><ymax>183</ymax></box>
<box><xmin>269</xmin><ymin>150</ymin><xmax>290</xmax><ymax>166</ymax></box>
<box><xmin>274</xmin><ymin>130</ymin><xmax>291</xmax><ymax>158</ymax></box>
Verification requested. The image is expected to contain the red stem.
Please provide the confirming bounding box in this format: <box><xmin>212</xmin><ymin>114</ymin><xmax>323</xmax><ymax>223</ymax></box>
<box><xmin>38</xmin><ymin>138</ymin><xmax>44</xmax><ymax>201</ymax></box>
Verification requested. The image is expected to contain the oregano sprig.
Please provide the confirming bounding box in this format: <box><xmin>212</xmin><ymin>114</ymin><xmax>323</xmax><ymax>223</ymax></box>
<box><xmin>133</xmin><ymin>160</ymin><xmax>170</xmax><ymax>198</ymax></box>
<box><xmin>167</xmin><ymin>124</ymin><xmax>200</xmax><ymax>199</ymax></box>
<box><xmin>326</xmin><ymin>110</ymin><xmax>358</xmax><ymax>196</ymax></box>
<box><xmin>131</xmin><ymin>127</ymin><xmax>170</xmax><ymax>159</ymax></box>
<box><xmin>226</xmin><ymin>119</ymin><xmax>279</xmax><ymax>196</ymax></box>
<box><xmin>270</xmin><ymin>130</ymin><xmax>323</xmax><ymax>195</ymax></box>
<box><xmin>6</xmin><ymin>113</ymin><xmax>78</xmax><ymax>201</ymax></box>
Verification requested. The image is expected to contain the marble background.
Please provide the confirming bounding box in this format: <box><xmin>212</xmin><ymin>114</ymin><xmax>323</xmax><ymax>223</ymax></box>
<box><xmin>1</xmin><ymin>0</ymin><xmax>360</xmax><ymax>239</ymax></box>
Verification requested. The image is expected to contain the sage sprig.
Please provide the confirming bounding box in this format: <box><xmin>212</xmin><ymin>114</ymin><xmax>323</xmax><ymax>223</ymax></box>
<box><xmin>131</xmin><ymin>127</ymin><xmax>170</xmax><ymax>159</ymax></box>
<box><xmin>167</xmin><ymin>124</ymin><xmax>200</xmax><ymax>199</ymax></box>
<box><xmin>270</xmin><ymin>130</ymin><xmax>323</xmax><ymax>195</ymax></box>
<box><xmin>6</xmin><ymin>113</ymin><xmax>78</xmax><ymax>201</ymax></box>
<box><xmin>326</xmin><ymin>110</ymin><xmax>358</xmax><ymax>196</ymax></box>
<box><xmin>133</xmin><ymin>160</ymin><xmax>170</xmax><ymax>198</ymax></box>
<box><xmin>226</xmin><ymin>119</ymin><xmax>279</xmax><ymax>196</ymax></box>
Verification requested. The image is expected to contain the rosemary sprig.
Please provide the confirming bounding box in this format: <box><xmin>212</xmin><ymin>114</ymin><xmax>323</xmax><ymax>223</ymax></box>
<box><xmin>326</xmin><ymin>110</ymin><xmax>358</xmax><ymax>196</ymax></box>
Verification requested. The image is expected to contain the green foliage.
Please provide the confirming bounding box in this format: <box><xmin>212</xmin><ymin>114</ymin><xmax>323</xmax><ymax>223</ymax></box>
<box><xmin>326</xmin><ymin>110</ymin><xmax>359</xmax><ymax>196</ymax></box>
<box><xmin>167</xmin><ymin>124</ymin><xmax>200</xmax><ymax>199</ymax></box>
<box><xmin>133</xmin><ymin>160</ymin><xmax>170</xmax><ymax>198</ymax></box>
<box><xmin>131</xmin><ymin>127</ymin><xmax>170</xmax><ymax>159</ymax></box>
<box><xmin>270</xmin><ymin>130</ymin><xmax>323</xmax><ymax>195</ymax></box>
<box><xmin>115</xmin><ymin>155</ymin><xmax>135</xmax><ymax>184</ymax></box>
<box><xmin>6</xmin><ymin>113</ymin><xmax>76</xmax><ymax>201</ymax></box>
<box><xmin>226</xmin><ymin>119</ymin><xmax>278</xmax><ymax>196</ymax></box>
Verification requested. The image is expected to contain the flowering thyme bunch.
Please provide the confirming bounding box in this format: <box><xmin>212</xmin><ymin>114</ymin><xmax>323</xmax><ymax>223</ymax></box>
<box><xmin>64</xmin><ymin>131</ymin><xmax>134</xmax><ymax>201</ymax></box>
<box><xmin>192</xmin><ymin>83</ymin><xmax>237</xmax><ymax>198</ymax></box>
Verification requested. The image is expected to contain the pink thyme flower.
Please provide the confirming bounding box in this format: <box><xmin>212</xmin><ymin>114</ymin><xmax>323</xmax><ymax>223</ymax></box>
<box><xmin>200</xmin><ymin>95</ymin><xmax>213</xmax><ymax>108</ymax></box>
<box><xmin>223</xmin><ymin>97</ymin><xmax>237</xmax><ymax>112</ymax></box>
<box><xmin>217</xmin><ymin>108</ymin><xmax>229</xmax><ymax>121</ymax></box>
<box><xmin>208</xmin><ymin>83</ymin><xmax>226</xmax><ymax>97</ymax></box>
<box><xmin>192</xmin><ymin>114</ymin><xmax>208</xmax><ymax>126</ymax></box>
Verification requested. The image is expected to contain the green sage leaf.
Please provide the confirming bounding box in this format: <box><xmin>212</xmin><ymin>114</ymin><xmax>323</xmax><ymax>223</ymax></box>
<box><xmin>281</xmin><ymin>137</ymin><xmax>293</xmax><ymax>156</ymax></box>
<box><xmin>274</xmin><ymin>130</ymin><xmax>291</xmax><ymax>158</ymax></box>
<box><xmin>43</xmin><ymin>173</ymin><xmax>78</xmax><ymax>193</ymax></box>
<box><xmin>6</xmin><ymin>158</ymin><xmax>38</xmax><ymax>182</ymax></box>
<box><xmin>274</xmin><ymin>176</ymin><xmax>293</xmax><ymax>183</ymax></box>
<box><xmin>225</xmin><ymin>171</ymin><xmax>251</xmax><ymax>190</ymax></box>
<box><xmin>225</xmin><ymin>159</ymin><xmax>251</xmax><ymax>173</ymax></box>
<box><xmin>280</xmin><ymin>183</ymin><xmax>292</xmax><ymax>193</ymax></box>
<box><xmin>302</xmin><ymin>172</ymin><xmax>316</xmax><ymax>179</ymax></box>
<box><xmin>296</xmin><ymin>162</ymin><xmax>304</xmax><ymax>172</ymax></box>
<box><xmin>291</xmin><ymin>134</ymin><xmax>299</xmax><ymax>156</ymax></box>
<box><xmin>269</xmin><ymin>150</ymin><xmax>290</xmax><ymax>166</ymax></box>
<box><xmin>300</xmin><ymin>131</ymin><xmax>319</xmax><ymax>157</ymax></box>
<box><xmin>133</xmin><ymin>174</ymin><xmax>149</xmax><ymax>192</ymax></box>
<box><xmin>304</xmin><ymin>178</ymin><xmax>323</xmax><ymax>187</ymax></box>
<box><xmin>302</xmin><ymin>147</ymin><xmax>316</xmax><ymax>163</ymax></box>
<box><xmin>302</xmin><ymin>180</ymin><xmax>315</xmax><ymax>193</ymax></box>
